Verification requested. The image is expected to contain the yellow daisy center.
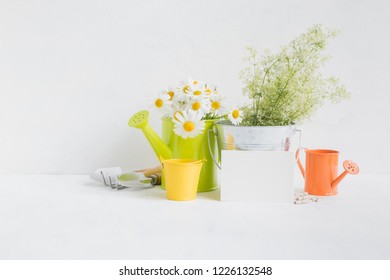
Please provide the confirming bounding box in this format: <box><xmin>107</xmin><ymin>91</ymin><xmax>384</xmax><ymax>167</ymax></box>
<box><xmin>155</xmin><ymin>98</ymin><xmax>163</xmax><ymax>108</ymax></box>
<box><xmin>192</xmin><ymin>102</ymin><xmax>201</xmax><ymax>111</ymax></box>
<box><xmin>193</xmin><ymin>80</ymin><xmax>198</xmax><ymax>85</ymax></box>
<box><xmin>183</xmin><ymin>85</ymin><xmax>190</xmax><ymax>93</ymax></box>
<box><xmin>167</xmin><ymin>91</ymin><xmax>175</xmax><ymax>100</ymax></box>
<box><xmin>211</xmin><ymin>101</ymin><xmax>220</xmax><ymax>110</ymax></box>
<box><xmin>232</xmin><ymin>109</ymin><xmax>240</xmax><ymax>119</ymax></box>
<box><xmin>183</xmin><ymin>121</ymin><xmax>195</xmax><ymax>132</ymax></box>
<box><xmin>193</xmin><ymin>90</ymin><xmax>202</xmax><ymax>96</ymax></box>
<box><xmin>205</xmin><ymin>89</ymin><xmax>212</xmax><ymax>95</ymax></box>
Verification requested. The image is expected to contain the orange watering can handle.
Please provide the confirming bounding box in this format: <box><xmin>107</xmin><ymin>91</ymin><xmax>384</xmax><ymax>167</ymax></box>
<box><xmin>295</xmin><ymin>148</ymin><xmax>306</xmax><ymax>178</ymax></box>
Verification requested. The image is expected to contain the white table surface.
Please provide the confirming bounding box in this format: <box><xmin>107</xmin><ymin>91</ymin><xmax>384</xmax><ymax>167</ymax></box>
<box><xmin>0</xmin><ymin>174</ymin><xmax>389</xmax><ymax>260</ymax></box>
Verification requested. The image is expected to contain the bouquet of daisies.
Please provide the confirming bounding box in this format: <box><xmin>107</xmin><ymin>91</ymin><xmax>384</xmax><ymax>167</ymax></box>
<box><xmin>153</xmin><ymin>78</ymin><xmax>242</xmax><ymax>139</ymax></box>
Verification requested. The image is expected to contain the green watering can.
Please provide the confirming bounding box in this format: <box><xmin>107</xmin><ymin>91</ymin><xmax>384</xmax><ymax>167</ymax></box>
<box><xmin>128</xmin><ymin>110</ymin><xmax>218</xmax><ymax>192</ymax></box>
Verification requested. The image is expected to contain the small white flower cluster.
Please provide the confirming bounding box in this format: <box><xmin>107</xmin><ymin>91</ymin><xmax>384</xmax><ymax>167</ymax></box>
<box><xmin>153</xmin><ymin>78</ymin><xmax>243</xmax><ymax>138</ymax></box>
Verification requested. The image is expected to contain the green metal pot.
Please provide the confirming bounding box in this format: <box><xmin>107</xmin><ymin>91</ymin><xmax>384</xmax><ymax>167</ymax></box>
<box><xmin>162</xmin><ymin>117</ymin><xmax>218</xmax><ymax>192</ymax></box>
<box><xmin>128</xmin><ymin>110</ymin><xmax>218</xmax><ymax>192</ymax></box>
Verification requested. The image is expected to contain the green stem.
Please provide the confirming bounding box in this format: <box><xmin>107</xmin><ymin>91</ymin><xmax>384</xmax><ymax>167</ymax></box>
<box><xmin>267</xmin><ymin>45</ymin><xmax>319</xmax><ymax>122</ymax></box>
<box><xmin>289</xmin><ymin>103</ymin><xmax>316</xmax><ymax>122</ymax></box>
<box><xmin>251</xmin><ymin>56</ymin><xmax>281</xmax><ymax>126</ymax></box>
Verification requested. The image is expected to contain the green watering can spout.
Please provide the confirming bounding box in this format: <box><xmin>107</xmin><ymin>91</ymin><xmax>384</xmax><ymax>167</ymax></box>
<box><xmin>128</xmin><ymin>110</ymin><xmax>172</xmax><ymax>161</ymax></box>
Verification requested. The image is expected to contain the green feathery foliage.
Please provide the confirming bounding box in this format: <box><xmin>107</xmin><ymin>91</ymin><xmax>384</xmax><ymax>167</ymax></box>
<box><xmin>240</xmin><ymin>24</ymin><xmax>350</xmax><ymax>126</ymax></box>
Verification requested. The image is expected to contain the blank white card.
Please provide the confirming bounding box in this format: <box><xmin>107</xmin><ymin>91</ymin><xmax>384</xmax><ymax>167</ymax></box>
<box><xmin>220</xmin><ymin>150</ymin><xmax>294</xmax><ymax>203</ymax></box>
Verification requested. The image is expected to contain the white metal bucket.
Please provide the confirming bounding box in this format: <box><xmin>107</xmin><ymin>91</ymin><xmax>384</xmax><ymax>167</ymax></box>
<box><xmin>208</xmin><ymin>120</ymin><xmax>301</xmax><ymax>169</ymax></box>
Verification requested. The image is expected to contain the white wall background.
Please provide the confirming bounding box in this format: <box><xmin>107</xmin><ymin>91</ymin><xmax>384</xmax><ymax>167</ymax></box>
<box><xmin>0</xmin><ymin>0</ymin><xmax>389</xmax><ymax>174</ymax></box>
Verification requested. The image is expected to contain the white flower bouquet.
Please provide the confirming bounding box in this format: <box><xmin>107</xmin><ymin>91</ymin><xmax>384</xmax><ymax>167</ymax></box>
<box><xmin>153</xmin><ymin>78</ymin><xmax>242</xmax><ymax>138</ymax></box>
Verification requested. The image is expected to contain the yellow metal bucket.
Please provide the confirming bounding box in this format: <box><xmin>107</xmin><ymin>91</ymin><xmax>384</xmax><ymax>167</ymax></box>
<box><xmin>162</xmin><ymin>159</ymin><xmax>204</xmax><ymax>201</ymax></box>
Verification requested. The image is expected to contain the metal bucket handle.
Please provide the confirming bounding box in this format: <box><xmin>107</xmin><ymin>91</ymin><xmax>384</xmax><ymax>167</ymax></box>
<box><xmin>285</xmin><ymin>126</ymin><xmax>302</xmax><ymax>151</ymax></box>
<box><xmin>296</xmin><ymin>128</ymin><xmax>302</xmax><ymax>149</ymax></box>
<box><xmin>207</xmin><ymin>128</ymin><xmax>221</xmax><ymax>170</ymax></box>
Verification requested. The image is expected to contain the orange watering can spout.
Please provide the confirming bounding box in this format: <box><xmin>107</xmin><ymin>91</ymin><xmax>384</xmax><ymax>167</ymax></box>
<box><xmin>331</xmin><ymin>160</ymin><xmax>360</xmax><ymax>189</ymax></box>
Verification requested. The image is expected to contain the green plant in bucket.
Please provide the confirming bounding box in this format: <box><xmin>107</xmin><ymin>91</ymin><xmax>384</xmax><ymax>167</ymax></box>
<box><xmin>239</xmin><ymin>24</ymin><xmax>350</xmax><ymax>126</ymax></box>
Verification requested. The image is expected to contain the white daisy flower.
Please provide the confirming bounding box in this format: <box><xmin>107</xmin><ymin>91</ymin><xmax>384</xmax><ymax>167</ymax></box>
<box><xmin>204</xmin><ymin>84</ymin><xmax>217</xmax><ymax>95</ymax></box>
<box><xmin>187</xmin><ymin>81</ymin><xmax>207</xmax><ymax>98</ymax></box>
<box><xmin>164</xmin><ymin>100</ymin><xmax>183</xmax><ymax>118</ymax></box>
<box><xmin>228</xmin><ymin>106</ymin><xmax>243</xmax><ymax>125</ymax></box>
<box><xmin>188</xmin><ymin>77</ymin><xmax>200</xmax><ymax>86</ymax></box>
<box><xmin>153</xmin><ymin>92</ymin><xmax>171</xmax><ymax>114</ymax></box>
<box><xmin>177</xmin><ymin>77</ymin><xmax>200</xmax><ymax>95</ymax></box>
<box><xmin>173</xmin><ymin>110</ymin><xmax>205</xmax><ymax>139</ymax></box>
<box><xmin>177</xmin><ymin>79</ymin><xmax>191</xmax><ymax>95</ymax></box>
<box><xmin>163</xmin><ymin>86</ymin><xmax>177</xmax><ymax>101</ymax></box>
<box><xmin>209</xmin><ymin>94</ymin><xmax>228</xmax><ymax>117</ymax></box>
<box><xmin>186</xmin><ymin>96</ymin><xmax>211</xmax><ymax>116</ymax></box>
<box><xmin>162</xmin><ymin>86</ymin><xmax>184</xmax><ymax>102</ymax></box>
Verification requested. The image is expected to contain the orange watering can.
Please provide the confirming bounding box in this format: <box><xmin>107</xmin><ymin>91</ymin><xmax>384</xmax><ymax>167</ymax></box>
<box><xmin>296</xmin><ymin>148</ymin><xmax>359</xmax><ymax>196</ymax></box>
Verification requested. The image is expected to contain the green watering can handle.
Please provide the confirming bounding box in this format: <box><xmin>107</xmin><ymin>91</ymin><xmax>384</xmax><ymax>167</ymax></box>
<box><xmin>207</xmin><ymin>128</ymin><xmax>221</xmax><ymax>170</ymax></box>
